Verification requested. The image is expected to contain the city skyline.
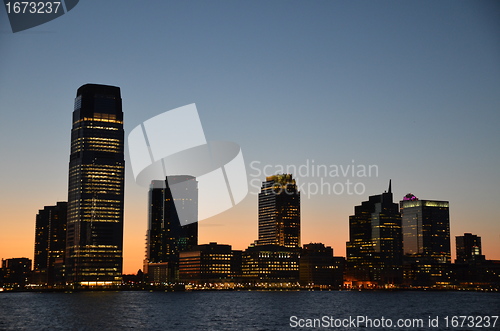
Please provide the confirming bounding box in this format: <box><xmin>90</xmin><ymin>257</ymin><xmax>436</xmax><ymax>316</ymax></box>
<box><xmin>5</xmin><ymin>171</ymin><xmax>499</xmax><ymax>289</ymax></box>
<box><xmin>1</xmin><ymin>1</ymin><xmax>499</xmax><ymax>274</ymax></box>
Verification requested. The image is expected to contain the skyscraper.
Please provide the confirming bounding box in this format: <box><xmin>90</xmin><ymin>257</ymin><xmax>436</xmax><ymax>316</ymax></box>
<box><xmin>456</xmin><ymin>233</ymin><xmax>485</xmax><ymax>264</ymax></box>
<box><xmin>346</xmin><ymin>181</ymin><xmax>403</xmax><ymax>286</ymax></box>
<box><xmin>66</xmin><ymin>84</ymin><xmax>125</xmax><ymax>286</ymax></box>
<box><xmin>258</xmin><ymin>174</ymin><xmax>300</xmax><ymax>248</ymax></box>
<box><xmin>145</xmin><ymin>176</ymin><xmax>198</xmax><ymax>282</ymax></box>
<box><xmin>399</xmin><ymin>194</ymin><xmax>452</xmax><ymax>287</ymax></box>
<box><xmin>400</xmin><ymin>194</ymin><xmax>450</xmax><ymax>263</ymax></box>
<box><xmin>33</xmin><ymin>202</ymin><xmax>67</xmax><ymax>285</ymax></box>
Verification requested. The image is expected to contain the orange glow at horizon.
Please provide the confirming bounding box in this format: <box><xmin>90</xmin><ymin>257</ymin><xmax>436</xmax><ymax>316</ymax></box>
<box><xmin>2</xmin><ymin>189</ymin><xmax>500</xmax><ymax>275</ymax></box>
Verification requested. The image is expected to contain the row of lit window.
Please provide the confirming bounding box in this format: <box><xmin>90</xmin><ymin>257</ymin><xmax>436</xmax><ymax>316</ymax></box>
<box><xmin>81</xmin><ymin>212</ymin><xmax>121</xmax><ymax>217</ymax></box>
<box><xmin>74</xmin><ymin>245</ymin><xmax>120</xmax><ymax>249</ymax></box>
<box><xmin>73</xmin><ymin>125</ymin><xmax>119</xmax><ymax>131</ymax></box>
<box><xmin>74</xmin><ymin>198</ymin><xmax>122</xmax><ymax>204</ymax></box>
<box><xmin>81</xmin><ymin>218</ymin><xmax>120</xmax><ymax>223</ymax></box>
<box><xmin>81</xmin><ymin>170</ymin><xmax>123</xmax><ymax>175</ymax></box>
<box><xmin>81</xmin><ymin>164</ymin><xmax>124</xmax><ymax>170</ymax></box>
<box><xmin>77</xmin><ymin>180</ymin><xmax>123</xmax><ymax>186</ymax></box>
<box><xmin>72</xmin><ymin>137</ymin><xmax>121</xmax><ymax>144</ymax></box>
<box><xmin>73</xmin><ymin>117</ymin><xmax>122</xmax><ymax>124</ymax></box>
<box><xmin>73</xmin><ymin>147</ymin><xmax>120</xmax><ymax>153</ymax></box>
<box><xmin>82</xmin><ymin>176</ymin><xmax>122</xmax><ymax>182</ymax></box>
<box><xmin>80</xmin><ymin>205</ymin><xmax>122</xmax><ymax>210</ymax></box>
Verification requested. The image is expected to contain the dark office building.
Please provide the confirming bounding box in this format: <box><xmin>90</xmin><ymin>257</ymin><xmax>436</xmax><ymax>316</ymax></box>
<box><xmin>346</xmin><ymin>181</ymin><xmax>403</xmax><ymax>286</ymax></box>
<box><xmin>242</xmin><ymin>244</ymin><xmax>300</xmax><ymax>286</ymax></box>
<box><xmin>144</xmin><ymin>176</ymin><xmax>198</xmax><ymax>283</ymax></box>
<box><xmin>452</xmin><ymin>233</ymin><xmax>498</xmax><ymax>288</ymax></box>
<box><xmin>299</xmin><ymin>243</ymin><xmax>345</xmax><ymax>288</ymax></box>
<box><xmin>179</xmin><ymin>242</ymin><xmax>241</xmax><ymax>285</ymax></box>
<box><xmin>2</xmin><ymin>258</ymin><xmax>32</xmax><ymax>288</ymax></box>
<box><xmin>258</xmin><ymin>174</ymin><xmax>300</xmax><ymax>248</ymax></box>
<box><xmin>400</xmin><ymin>194</ymin><xmax>451</xmax><ymax>264</ymax></box>
<box><xmin>66</xmin><ymin>84</ymin><xmax>125</xmax><ymax>286</ymax></box>
<box><xmin>33</xmin><ymin>202</ymin><xmax>67</xmax><ymax>286</ymax></box>
<box><xmin>456</xmin><ymin>233</ymin><xmax>485</xmax><ymax>264</ymax></box>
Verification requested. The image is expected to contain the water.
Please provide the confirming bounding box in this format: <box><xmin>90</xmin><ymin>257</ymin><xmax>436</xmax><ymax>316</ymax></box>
<box><xmin>0</xmin><ymin>291</ymin><xmax>499</xmax><ymax>330</ymax></box>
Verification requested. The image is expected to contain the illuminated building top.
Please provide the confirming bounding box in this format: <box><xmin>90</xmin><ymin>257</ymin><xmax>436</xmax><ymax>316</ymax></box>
<box><xmin>403</xmin><ymin>193</ymin><xmax>418</xmax><ymax>201</ymax></box>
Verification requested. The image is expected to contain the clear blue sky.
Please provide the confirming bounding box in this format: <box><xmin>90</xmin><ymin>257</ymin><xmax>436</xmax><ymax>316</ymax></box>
<box><xmin>1</xmin><ymin>1</ymin><xmax>499</xmax><ymax>272</ymax></box>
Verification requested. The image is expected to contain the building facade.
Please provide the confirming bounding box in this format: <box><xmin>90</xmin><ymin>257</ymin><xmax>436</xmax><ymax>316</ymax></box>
<box><xmin>346</xmin><ymin>181</ymin><xmax>403</xmax><ymax>286</ymax></box>
<box><xmin>179</xmin><ymin>242</ymin><xmax>241</xmax><ymax>285</ymax></box>
<box><xmin>455</xmin><ymin>233</ymin><xmax>485</xmax><ymax>264</ymax></box>
<box><xmin>33</xmin><ymin>202</ymin><xmax>67</xmax><ymax>286</ymax></box>
<box><xmin>258</xmin><ymin>174</ymin><xmax>300</xmax><ymax>247</ymax></box>
<box><xmin>400</xmin><ymin>194</ymin><xmax>451</xmax><ymax>263</ymax></box>
<box><xmin>66</xmin><ymin>84</ymin><xmax>125</xmax><ymax>286</ymax></box>
<box><xmin>1</xmin><ymin>258</ymin><xmax>32</xmax><ymax>288</ymax></box>
<box><xmin>399</xmin><ymin>194</ymin><xmax>451</xmax><ymax>287</ymax></box>
<box><xmin>144</xmin><ymin>176</ymin><xmax>198</xmax><ymax>283</ymax></box>
<box><xmin>299</xmin><ymin>243</ymin><xmax>345</xmax><ymax>288</ymax></box>
<box><xmin>242</xmin><ymin>244</ymin><xmax>300</xmax><ymax>286</ymax></box>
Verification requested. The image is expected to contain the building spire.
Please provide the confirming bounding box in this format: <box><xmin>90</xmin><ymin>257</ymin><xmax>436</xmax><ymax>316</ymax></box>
<box><xmin>388</xmin><ymin>179</ymin><xmax>392</xmax><ymax>194</ymax></box>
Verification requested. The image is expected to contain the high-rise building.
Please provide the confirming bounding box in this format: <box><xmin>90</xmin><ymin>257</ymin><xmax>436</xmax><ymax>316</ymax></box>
<box><xmin>66</xmin><ymin>84</ymin><xmax>125</xmax><ymax>286</ymax></box>
<box><xmin>258</xmin><ymin>174</ymin><xmax>300</xmax><ymax>247</ymax></box>
<box><xmin>346</xmin><ymin>181</ymin><xmax>403</xmax><ymax>286</ymax></box>
<box><xmin>400</xmin><ymin>194</ymin><xmax>450</xmax><ymax>263</ymax></box>
<box><xmin>399</xmin><ymin>194</ymin><xmax>452</xmax><ymax>287</ymax></box>
<box><xmin>145</xmin><ymin>176</ymin><xmax>198</xmax><ymax>282</ymax></box>
<box><xmin>33</xmin><ymin>202</ymin><xmax>67</xmax><ymax>285</ymax></box>
<box><xmin>456</xmin><ymin>233</ymin><xmax>485</xmax><ymax>264</ymax></box>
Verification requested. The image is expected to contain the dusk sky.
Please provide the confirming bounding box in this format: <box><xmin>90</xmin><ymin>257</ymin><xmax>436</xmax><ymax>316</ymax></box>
<box><xmin>1</xmin><ymin>1</ymin><xmax>499</xmax><ymax>274</ymax></box>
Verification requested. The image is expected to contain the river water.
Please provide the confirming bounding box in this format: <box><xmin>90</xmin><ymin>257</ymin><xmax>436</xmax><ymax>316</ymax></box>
<box><xmin>0</xmin><ymin>290</ymin><xmax>498</xmax><ymax>330</ymax></box>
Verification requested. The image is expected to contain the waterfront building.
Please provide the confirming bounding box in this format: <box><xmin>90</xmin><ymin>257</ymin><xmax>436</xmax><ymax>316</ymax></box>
<box><xmin>346</xmin><ymin>181</ymin><xmax>403</xmax><ymax>286</ymax></box>
<box><xmin>179</xmin><ymin>242</ymin><xmax>241</xmax><ymax>285</ymax></box>
<box><xmin>1</xmin><ymin>258</ymin><xmax>32</xmax><ymax>288</ymax></box>
<box><xmin>33</xmin><ymin>202</ymin><xmax>67</xmax><ymax>285</ymax></box>
<box><xmin>144</xmin><ymin>176</ymin><xmax>198</xmax><ymax>283</ymax></box>
<box><xmin>299</xmin><ymin>243</ymin><xmax>345</xmax><ymax>288</ymax></box>
<box><xmin>455</xmin><ymin>233</ymin><xmax>485</xmax><ymax>264</ymax></box>
<box><xmin>66</xmin><ymin>84</ymin><xmax>125</xmax><ymax>286</ymax></box>
<box><xmin>241</xmin><ymin>244</ymin><xmax>300</xmax><ymax>286</ymax></box>
<box><xmin>400</xmin><ymin>193</ymin><xmax>451</xmax><ymax>263</ymax></box>
<box><xmin>258</xmin><ymin>174</ymin><xmax>300</xmax><ymax>247</ymax></box>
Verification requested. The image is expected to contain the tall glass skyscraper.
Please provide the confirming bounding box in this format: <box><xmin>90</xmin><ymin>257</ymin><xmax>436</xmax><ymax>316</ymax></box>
<box><xmin>258</xmin><ymin>174</ymin><xmax>300</xmax><ymax>248</ymax></box>
<box><xmin>346</xmin><ymin>181</ymin><xmax>403</xmax><ymax>285</ymax></box>
<box><xmin>145</xmin><ymin>176</ymin><xmax>198</xmax><ymax>282</ymax></box>
<box><xmin>400</xmin><ymin>194</ymin><xmax>450</xmax><ymax>263</ymax></box>
<box><xmin>66</xmin><ymin>84</ymin><xmax>125</xmax><ymax>286</ymax></box>
<box><xmin>34</xmin><ymin>201</ymin><xmax>67</xmax><ymax>286</ymax></box>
